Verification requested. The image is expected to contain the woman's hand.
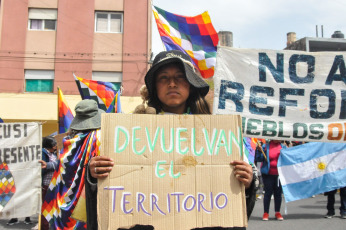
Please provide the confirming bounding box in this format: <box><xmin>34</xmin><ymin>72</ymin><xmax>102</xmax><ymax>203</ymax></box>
<box><xmin>230</xmin><ymin>160</ymin><xmax>253</xmax><ymax>189</ymax></box>
<box><xmin>89</xmin><ymin>156</ymin><xmax>114</xmax><ymax>179</ymax></box>
<box><xmin>38</xmin><ymin>160</ymin><xmax>47</xmax><ymax>169</ymax></box>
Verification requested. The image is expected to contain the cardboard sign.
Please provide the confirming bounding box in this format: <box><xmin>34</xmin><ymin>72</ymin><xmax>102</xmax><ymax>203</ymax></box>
<box><xmin>98</xmin><ymin>114</ymin><xmax>247</xmax><ymax>230</ymax></box>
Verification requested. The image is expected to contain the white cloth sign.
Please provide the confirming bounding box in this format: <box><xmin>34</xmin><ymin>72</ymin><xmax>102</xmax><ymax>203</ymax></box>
<box><xmin>0</xmin><ymin>122</ymin><xmax>41</xmax><ymax>218</ymax></box>
<box><xmin>213</xmin><ymin>47</ymin><xmax>346</xmax><ymax>142</ymax></box>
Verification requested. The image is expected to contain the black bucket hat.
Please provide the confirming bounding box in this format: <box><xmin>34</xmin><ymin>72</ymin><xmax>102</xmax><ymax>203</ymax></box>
<box><xmin>69</xmin><ymin>99</ymin><xmax>105</xmax><ymax>131</ymax></box>
<box><xmin>144</xmin><ymin>50</ymin><xmax>209</xmax><ymax>97</ymax></box>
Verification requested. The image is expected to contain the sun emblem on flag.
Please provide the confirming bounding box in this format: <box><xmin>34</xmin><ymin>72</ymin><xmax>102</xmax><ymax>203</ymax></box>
<box><xmin>317</xmin><ymin>161</ymin><xmax>327</xmax><ymax>171</ymax></box>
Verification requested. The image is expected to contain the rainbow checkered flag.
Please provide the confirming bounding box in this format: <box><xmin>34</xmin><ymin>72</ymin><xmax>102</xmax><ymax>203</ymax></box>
<box><xmin>58</xmin><ymin>87</ymin><xmax>74</xmax><ymax>134</ymax></box>
<box><xmin>153</xmin><ymin>5</ymin><xmax>219</xmax><ymax>78</ymax></box>
<box><xmin>106</xmin><ymin>89</ymin><xmax>122</xmax><ymax>113</ymax></box>
<box><xmin>74</xmin><ymin>74</ymin><xmax>120</xmax><ymax>111</ymax></box>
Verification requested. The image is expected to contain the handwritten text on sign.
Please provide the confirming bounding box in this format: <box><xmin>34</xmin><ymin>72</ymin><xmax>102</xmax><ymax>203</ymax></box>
<box><xmin>98</xmin><ymin>114</ymin><xmax>247</xmax><ymax>230</ymax></box>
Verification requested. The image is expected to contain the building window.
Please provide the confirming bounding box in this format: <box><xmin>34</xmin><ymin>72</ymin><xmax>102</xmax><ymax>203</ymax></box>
<box><xmin>28</xmin><ymin>9</ymin><xmax>57</xmax><ymax>31</ymax></box>
<box><xmin>95</xmin><ymin>12</ymin><xmax>122</xmax><ymax>33</ymax></box>
<box><xmin>92</xmin><ymin>71</ymin><xmax>122</xmax><ymax>90</ymax></box>
<box><xmin>25</xmin><ymin>70</ymin><xmax>54</xmax><ymax>92</ymax></box>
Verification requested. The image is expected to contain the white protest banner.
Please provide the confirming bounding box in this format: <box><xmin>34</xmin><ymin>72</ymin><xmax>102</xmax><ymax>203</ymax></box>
<box><xmin>0</xmin><ymin>123</ymin><xmax>41</xmax><ymax>218</ymax></box>
<box><xmin>213</xmin><ymin>47</ymin><xmax>346</xmax><ymax>142</ymax></box>
<box><xmin>98</xmin><ymin>114</ymin><xmax>247</xmax><ymax>230</ymax></box>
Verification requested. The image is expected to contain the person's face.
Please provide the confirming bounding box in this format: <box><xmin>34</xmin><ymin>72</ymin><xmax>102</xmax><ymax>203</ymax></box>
<box><xmin>48</xmin><ymin>145</ymin><xmax>58</xmax><ymax>154</ymax></box>
<box><xmin>155</xmin><ymin>63</ymin><xmax>190</xmax><ymax>114</ymax></box>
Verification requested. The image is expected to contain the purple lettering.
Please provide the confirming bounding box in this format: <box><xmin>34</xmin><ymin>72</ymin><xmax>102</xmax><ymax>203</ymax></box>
<box><xmin>167</xmin><ymin>193</ymin><xmax>171</xmax><ymax>213</ymax></box>
<box><xmin>197</xmin><ymin>193</ymin><xmax>211</xmax><ymax>213</ymax></box>
<box><xmin>104</xmin><ymin>186</ymin><xmax>124</xmax><ymax>213</ymax></box>
<box><xmin>171</xmin><ymin>192</ymin><xmax>184</xmax><ymax>212</ymax></box>
<box><xmin>136</xmin><ymin>192</ymin><xmax>151</xmax><ymax>216</ymax></box>
<box><xmin>215</xmin><ymin>193</ymin><xmax>228</xmax><ymax>209</ymax></box>
<box><xmin>121</xmin><ymin>192</ymin><xmax>133</xmax><ymax>214</ymax></box>
<box><xmin>150</xmin><ymin>193</ymin><xmax>166</xmax><ymax>215</ymax></box>
<box><xmin>183</xmin><ymin>194</ymin><xmax>196</xmax><ymax>212</ymax></box>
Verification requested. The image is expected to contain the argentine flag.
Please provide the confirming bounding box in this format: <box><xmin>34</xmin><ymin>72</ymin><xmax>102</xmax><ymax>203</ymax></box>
<box><xmin>278</xmin><ymin>142</ymin><xmax>346</xmax><ymax>202</ymax></box>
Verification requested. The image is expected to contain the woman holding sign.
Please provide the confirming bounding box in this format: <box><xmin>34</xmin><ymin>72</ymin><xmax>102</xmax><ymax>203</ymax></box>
<box><xmin>88</xmin><ymin>50</ymin><xmax>256</xmax><ymax>230</ymax></box>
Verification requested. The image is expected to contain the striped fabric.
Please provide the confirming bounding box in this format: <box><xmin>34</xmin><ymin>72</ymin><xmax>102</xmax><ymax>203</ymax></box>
<box><xmin>153</xmin><ymin>5</ymin><xmax>219</xmax><ymax>78</ymax></box>
<box><xmin>74</xmin><ymin>74</ymin><xmax>119</xmax><ymax>112</ymax></box>
<box><xmin>42</xmin><ymin>130</ymin><xmax>101</xmax><ymax>230</ymax></box>
<box><xmin>58</xmin><ymin>87</ymin><xmax>74</xmax><ymax>134</ymax></box>
<box><xmin>278</xmin><ymin>142</ymin><xmax>346</xmax><ymax>202</ymax></box>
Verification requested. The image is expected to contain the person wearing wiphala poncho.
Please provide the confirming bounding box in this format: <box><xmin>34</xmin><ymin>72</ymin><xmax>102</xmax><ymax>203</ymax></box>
<box><xmin>42</xmin><ymin>99</ymin><xmax>104</xmax><ymax>230</ymax></box>
<box><xmin>86</xmin><ymin>50</ymin><xmax>256</xmax><ymax>230</ymax></box>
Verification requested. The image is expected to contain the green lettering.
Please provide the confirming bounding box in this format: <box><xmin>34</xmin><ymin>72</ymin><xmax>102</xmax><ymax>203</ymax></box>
<box><xmin>203</xmin><ymin>128</ymin><xmax>217</xmax><ymax>155</ymax></box>
<box><xmin>169</xmin><ymin>160</ymin><xmax>181</xmax><ymax>178</ymax></box>
<box><xmin>155</xmin><ymin>160</ymin><xmax>166</xmax><ymax>178</ymax></box>
<box><xmin>160</xmin><ymin>128</ymin><xmax>174</xmax><ymax>153</ymax></box>
<box><xmin>309</xmin><ymin>124</ymin><xmax>324</xmax><ymax>140</ymax></box>
<box><xmin>132</xmin><ymin>126</ymin><xmax>146</xmax><ymax>155</ymax></box>
<box><xmin>246</xmin><ymin>118</ymin><xmax>261</xmax><ymax>135</ymax></box>
<box><xmin>176</xmin><ymin>128</ymin><xmax>188</xmax><ymax>155</ymax></box>
<box><xmin>215</xmin><ymin>129</ymin><xmax>228</xmax><ymax>155</ymax></box>
<box><xmin>262</xmin><ymin>120</ymin><xmax>277</xmax><ymax>137</ymax></box>
<box><xmin>293</xmin><ymin>123</ymin><xmax>308</xmax><ymax>139</ymax></box>
<box><xmin>146</xmin><ymin>127</ymin><xmax>160</xmax><ymax>152</ymax></box>
<box><xmin>191</xmin><ymin>128</ymin><xmax>204</xmax><ymax>156</ymax></box>
<box><xmin>114</xmin><ymin>126</ymin><xmax>129</xmax><ymax>153</ymax></box>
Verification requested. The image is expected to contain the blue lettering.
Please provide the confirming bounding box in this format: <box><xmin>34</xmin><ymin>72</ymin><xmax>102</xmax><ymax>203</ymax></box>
<box><xmin>341</xmin><ymin>90</ymin><xmax>346</xmax><ymax>119</ymax></box>
<box><xmin>259</xmin><ymin>53</ymin><xmax>284</xmax><ymax>83</ymax></box>
<box><xmin>218</xmin><ymin>80</ymin><xmax>244</xmax><ymax>112</ymax></box>
<box><xmin>279</xmin><ymin>88</ymin><xmax>305</xmax><ymax>117</ymax></box>
<box><xmin>326</xmin><ymin>55</ymin><xmax>346</xmax><ymax>85</ymax></box>
<box><xmin>289</xmin><ymin>54</ymin><xmax>315</xmax><ymax>83</ymax></box>
<box><xmin>310</xmin><ymin>89</ymin><xmax>336</xmax><ymax>119</ymax></box>
<box><xmin>249</xmin><ymin>86</ymin><xmax>274</xmax><ymax>116</ymax></box>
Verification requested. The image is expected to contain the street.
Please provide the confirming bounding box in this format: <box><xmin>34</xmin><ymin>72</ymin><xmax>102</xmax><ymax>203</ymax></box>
<box><xmin>248</xmin><ymin>194</ymin><xmax>345</xmax><ymax>230</ymax></box>
<box><xmin>0</xmin><ymin>194</ymin><xmax>344</xmax><ymax>230</ymax></box>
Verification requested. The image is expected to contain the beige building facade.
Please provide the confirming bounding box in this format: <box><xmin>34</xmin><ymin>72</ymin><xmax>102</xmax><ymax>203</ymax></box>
<box><xmin>0</xmin><ymin>0</ymin><xmax>151</xmax><ymax>136</ymax></box>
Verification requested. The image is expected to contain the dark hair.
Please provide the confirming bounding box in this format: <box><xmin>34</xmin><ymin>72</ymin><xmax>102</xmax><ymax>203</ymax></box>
<box><xmin>147</xmin><ymin>62</ymin><xmax>211</xmax><ymax>114</ymax></box>
<box><xmin>42</xmin><ymin>136</ymin><xmax>57</xmax><ymax>149</ymax></box>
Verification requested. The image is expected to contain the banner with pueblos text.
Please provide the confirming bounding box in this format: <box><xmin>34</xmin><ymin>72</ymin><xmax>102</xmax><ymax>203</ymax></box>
<box><xmin>213</xmin><ymin>47</ymin><xmax>346</xmax><ymax>142</ymax></box>
<box><xmin>0</xmin><ymin>123</ymin><xmax>41</xmax><ymax>218</ymax></box>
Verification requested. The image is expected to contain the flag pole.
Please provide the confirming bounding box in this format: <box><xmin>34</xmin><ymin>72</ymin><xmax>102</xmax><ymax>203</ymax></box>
<box><xmin>256</xmin><ymin>140</ymin><xmax>267</xmax><ymax>161</ymax></box>
<box><xmin>57</xmin><ymin>87</ymin><xmax>60</xmax><ymax>134</ymax></box>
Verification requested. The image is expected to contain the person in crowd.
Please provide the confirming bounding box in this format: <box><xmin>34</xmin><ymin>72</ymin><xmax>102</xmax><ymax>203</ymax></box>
<box><xmin>37</xmin><ymin>136</ymin><xmax>58</xmax><ymax>230</ymax></box>
<box><xmin>87</xmin><ymin>50</ymin><xmax>256</xmax><ymax>230</ymax></box>
<box><xmin>255</xmin><ymin>140</ymin><xmax>286</xmax><ymax>221</ymax></box>
<box><xmin>324</xmin><ymin>187</ymin><xmax>346</xmax><ymax>219</ymax></box>
<box><xmin>7</xmin><ymin>217</ymin><xmax>32</xmax><ymax>226</ymax></box>
<box><xmin>254</xmin><ymin>141</ymin><xmax>265</xmax><ymax>200</ymax></box>
<box><xmin>41</xmin><ymin>99</ymin><xmax>105</xmax><ymax>230</ymax></box>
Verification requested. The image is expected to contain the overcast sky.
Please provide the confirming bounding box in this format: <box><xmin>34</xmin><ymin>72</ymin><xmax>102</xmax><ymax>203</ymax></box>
<box><xmin>151</xmin><ymin>0</ymin><xmax>346</xmax><ymax>55</ymax></box>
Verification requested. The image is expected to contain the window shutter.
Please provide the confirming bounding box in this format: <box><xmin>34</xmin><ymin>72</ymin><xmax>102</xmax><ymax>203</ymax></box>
<box><xmin>28</xmin><ymin>9</ymin><xmax>57</xmax><ymax>20</ymax></box>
